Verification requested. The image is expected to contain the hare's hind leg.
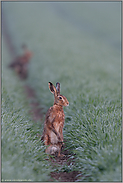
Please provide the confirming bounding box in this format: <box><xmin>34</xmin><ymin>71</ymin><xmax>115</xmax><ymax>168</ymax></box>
<box><xmin>43</xmin><ymin>135</ymin><xmax>51</xmax><ymax>154</ymax></box>
<box><xmin>57</xmin><ymin>148</ymin><xmax>61</xmax><ymax>157</ymax></box>
<box><xmin>57</xmin><ymin>143</ymin><xmax>65</xmax><ymax>157</ymax></box>
<box><xmin>43</xmin><ymin>134</ymin><xmax>50</xmax><ymax>145</ymax></box>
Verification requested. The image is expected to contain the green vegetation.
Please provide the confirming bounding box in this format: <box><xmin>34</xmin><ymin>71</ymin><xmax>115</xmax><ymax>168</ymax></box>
<box><xmin>2</xmin><ymin>2</ymin><xmax>121</xmax><ymax>181</ymax></box>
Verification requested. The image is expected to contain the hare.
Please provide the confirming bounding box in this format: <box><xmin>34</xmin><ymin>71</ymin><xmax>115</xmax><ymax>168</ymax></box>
<box><xmin>41</xmin><ymin>82</ymin><xmax>69</xmax><ymax>157</ymax></box>
<box><xmin>9</xmin><ymin>44</ymin><xmax>33</xmax><ymax>79</ymax></box>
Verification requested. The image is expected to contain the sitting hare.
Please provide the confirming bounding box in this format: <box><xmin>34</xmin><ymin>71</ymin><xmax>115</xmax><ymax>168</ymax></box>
<box><xmin>41</xmin><ymin>82</ymin><xmax>69</xmax><ymax>157</ymax></box>
<box><xmin>9</xmin><ymin>44</ymin><xmax>33</xmax><ymax>79</ymax></box>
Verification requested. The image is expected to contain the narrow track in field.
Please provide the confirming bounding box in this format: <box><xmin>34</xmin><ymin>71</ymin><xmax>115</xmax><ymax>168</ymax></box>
<box><xmin>2</xmin><ymin>14</ymin><xmax>81</xmax><ymax>182</ymax></box>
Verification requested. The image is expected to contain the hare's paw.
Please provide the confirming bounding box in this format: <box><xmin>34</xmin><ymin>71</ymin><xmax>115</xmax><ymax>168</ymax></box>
<box><xmin>57</xmin><ymin>154</ymin><xmax>65</xmax><ymax>158</ymax></box>
<box><xmin>58</xmin><ymin>139</ymin><xmax>64</xmax><ymax>144</ymax></box>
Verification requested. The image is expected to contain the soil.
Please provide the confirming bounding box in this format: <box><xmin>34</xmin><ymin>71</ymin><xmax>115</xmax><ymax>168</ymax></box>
<box><xmin>23</xmin><ymin>85</ymin><xmax>44</xmax><ymax>121</ymax></box>
<box><xmin>50</xmin><ymin>171</ymin><xmax>80</xmax><ymax>182</ymax></box>
<box><xmin>3</xmin><ymin>14</ymin><xmax>81</xmax><ymax>182</ymax></box>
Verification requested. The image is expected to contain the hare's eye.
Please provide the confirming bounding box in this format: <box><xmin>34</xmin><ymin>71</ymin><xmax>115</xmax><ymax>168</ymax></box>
<box><xmin>59</xmin><ymin>96</ymin><xmax>62</xmax><ymax>100</ymax></box>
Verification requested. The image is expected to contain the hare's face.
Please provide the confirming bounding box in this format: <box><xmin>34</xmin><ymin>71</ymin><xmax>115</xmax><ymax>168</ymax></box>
<box><xmin>56</xmin><ymin>95</ymin><xmax>69</xmax><ymax>107</ymax></box>
<box><xmin>48</xmin><ymin>82</ymin><xmax>69</xmax><ymax>107</ymax></box>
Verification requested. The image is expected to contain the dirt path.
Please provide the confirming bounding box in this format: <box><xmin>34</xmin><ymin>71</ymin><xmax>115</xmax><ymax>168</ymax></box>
<box><xmin>2</xmin><ymin>14</ymin><xmax>81</xmax><ymax>182</ymax></box>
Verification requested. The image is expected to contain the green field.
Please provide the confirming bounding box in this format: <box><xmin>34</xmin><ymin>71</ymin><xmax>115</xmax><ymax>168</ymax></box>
<box><xmin>2</xmin><ymin>2</ymin><xmax>121</xmax><ymax>181</ymax></box>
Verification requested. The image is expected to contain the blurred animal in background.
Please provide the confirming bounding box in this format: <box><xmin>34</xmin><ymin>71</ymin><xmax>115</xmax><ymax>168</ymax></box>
<box><xmin>8</xmin><ymin>44</ymin><xmax>33</xmax><ymax>79</ymax></box>
<box><xmin>41</xmin><ymin>82</ymin><xmax>69</xmax><ymax>157</ymax></box>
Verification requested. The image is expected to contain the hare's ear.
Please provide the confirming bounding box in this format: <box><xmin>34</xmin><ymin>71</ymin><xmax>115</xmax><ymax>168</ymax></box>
<box><xmin>48</xmin><ymin>82</ymin><xmax>57</xmax><ymax>95</ymax></box>
<box><xmin>56</xmin><ymin>82</ymin><xmax>60</xmax><ymax>95</ymax></box>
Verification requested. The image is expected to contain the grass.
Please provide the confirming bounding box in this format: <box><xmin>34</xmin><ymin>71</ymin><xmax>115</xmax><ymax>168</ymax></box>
<box><xmin>64</xmin><ymin>93</ymin><xmax>121</xmax><ymax>181</ymax></box>
<box><xmin>2</xmin><ymin>2</ymin><xmax>121</xmax><ymax>182</ymax></box>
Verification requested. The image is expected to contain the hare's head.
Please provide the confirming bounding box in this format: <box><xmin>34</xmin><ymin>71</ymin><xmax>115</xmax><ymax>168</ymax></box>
<box><xmin>22</xmin><ymin>44</ymin><xmax>33</xmax><ymax>59</ymax></box>
<box><xmin>48</xmin><ymin>82</ymin><xmax>69</xmax><ymax>107</ymax></box>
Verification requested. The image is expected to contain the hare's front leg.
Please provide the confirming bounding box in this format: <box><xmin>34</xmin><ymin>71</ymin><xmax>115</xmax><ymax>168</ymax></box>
<box><xmin>59</xmin><ymin>125</ymin><xmax>64</xmax><ymax>142</ymax></box>
<box><xmin>52</xmin><ymin>128</ymin><xmax>63</xmax><ymax>143</ymax></box>
<box><xmin>50</xmin><ymin>121</ymin><xmax>63</xmax><ymax>143</ymax></box>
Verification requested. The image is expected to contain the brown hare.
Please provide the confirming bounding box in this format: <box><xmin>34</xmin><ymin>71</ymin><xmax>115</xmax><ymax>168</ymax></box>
<box><xmin>41</xmin><ymin>82</ymin><xmax>69</xmax><ymax>157</ymax></box>
<box><xmin>9</xmin><ymin>44</ymin><xmax>33</xmax><ymax>79</ymax></box>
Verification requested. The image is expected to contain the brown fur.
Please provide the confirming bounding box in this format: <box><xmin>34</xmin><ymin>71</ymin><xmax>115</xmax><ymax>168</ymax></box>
<box><xmin>41</xmin><ymin>82</ymin><xmax>69</xmax><ymax>157</ymax></box>
<box><xmin>9</xmin><ymin>45</ymin><xmax>33</xmax><ymax>79</ymax></box>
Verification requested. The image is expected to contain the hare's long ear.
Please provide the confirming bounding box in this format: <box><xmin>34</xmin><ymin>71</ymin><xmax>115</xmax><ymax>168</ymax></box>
<box><xmin>48</xmin><ymin>82</ymin><xmax>57</xmax><ymax>96</ymax></box>
<box><xmin>56</xmin><ymin>82</ymin><xmax>60</xmax><ymax>95</ymax></box>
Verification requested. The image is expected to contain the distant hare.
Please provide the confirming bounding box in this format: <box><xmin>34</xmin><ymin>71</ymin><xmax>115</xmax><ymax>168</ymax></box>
<box><xmin>9</xmin><ymin>44</ymin><xmax>33</xmax><ymax>79</ymax></box>
<box><xmin>41</xmin><ymin>82</ymin><xmax>69</xmax><ymax>157</ymax></box>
